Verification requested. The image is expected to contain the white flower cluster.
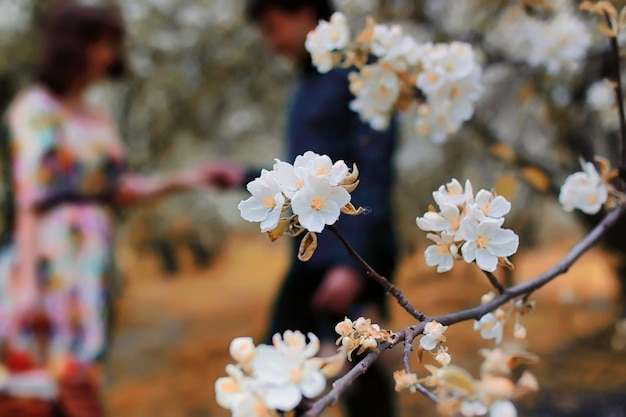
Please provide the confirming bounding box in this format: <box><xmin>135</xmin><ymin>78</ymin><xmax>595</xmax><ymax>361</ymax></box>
<box><xmin>335</xmin><ymin>317</ymin><xmax>395</xmax><ymax>360</ymax></box>
<box><xmin>486</xmin><ymin>3</ymin><xmax>592</xmax><ymax>75</ymax></box>
<box><xmin>305</xmin><ymin>12</ymin><xmax>484</xmax><ymax>142</ymax></box>
<box><xmin>474</xmin><ymin>293</ymin><xmax>534</xmax><ymax>345</ymax></box>
<box><xmin>416</xmin><ymin>179</ymin><xmax>519</xmax><ymax>273</ymax></box>
<box><xmin>414</xmin><ymin>42</ymin><xmax>483</xmax><ymax>144</ymax></box>
<box><xmin>418</xmin><ymin>321</ymin><xmax>452</xmax><ymax>366</ymax></box>
<box><xmin>238</xmin><ymin>151</ymin><xmax>360</xmax><ymax>239</ymax></box>
<box><xmin>305</xmin><ymin>12</ymin><xmax>350</xmax><ymax>73</ymax></box>
<box><xmin>559</xmin><ymin>160</ymin><xmax>612</xmax><ymax>215</ymax></box>
<box><xmin>396</xmin><ymin>348</ymin><xmax>538</xmax><ymax>417</ymax></box>
<box><xmin>216</xmin><ymin>331</ymin><xmax>344</xmax><ymax>416</ymax></box>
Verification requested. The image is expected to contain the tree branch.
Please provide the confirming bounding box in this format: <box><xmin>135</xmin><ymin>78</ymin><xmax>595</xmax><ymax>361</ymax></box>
<box><xmin>304</xmin><ymin>206</ymin><xmax>624</xmax><ymax>416</ymax></box>
<box><xmin>328</xmin><ymin>225</ymin><xmax>428</xmax><ymax>322</ymax></box>
<box><xmin>483</xmin><ymin>270</ymin><xmax>506</xmax><ymax>294</ymax></box>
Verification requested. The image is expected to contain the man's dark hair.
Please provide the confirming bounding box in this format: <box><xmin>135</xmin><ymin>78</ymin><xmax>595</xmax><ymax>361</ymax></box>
<box><xmin>245</xmin><ymin>0</ymin><xmax>335</xmax><ymax>22</ymax></box>
<box><xmin>36</xmin><ymin>2</ymin><xmax>126</xmax><ymax>97</ymax></box>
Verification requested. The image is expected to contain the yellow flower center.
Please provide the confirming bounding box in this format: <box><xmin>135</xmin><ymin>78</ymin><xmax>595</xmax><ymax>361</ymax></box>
<box><xmin>296</xmin><ymin>179</ymin><xmax>304</xmax><ymax>190</ymax></box>
<box><xmin>316</xmin><ymin>167</ymin><xmax>330</xmax><ymax>176</ymax></box>
<box><xmin>379</xmin><ymin>85</ymin><xmax>389</xmax><ymax>97</ymax></box>
<box><xmin>437</xmin><ymin>244</ymin><xmax>449</xmax><ymax>255</ymax></box>
<box><xmin>289</xmin><ymin>368</ymin><xmax>304</xmax><ymax>383</ymax></box>
<box><xmin>311</xmin><ymin>197</ymin><xmax>326</xmax><ymax>211</ymax></box>
<box><xmin>221</xmin><ymin>379</ymin><xmax>239</xmax><ymax>393</ymax></box>
<box><xmin>263</xmin><ymin>197</ymin><xmax>276</xmax><ymax>209</ymax></box>
<box><xmin>586</xmin><ymin>195</ymin><xmax>598</xmax><ymax>204</ymax></box>
<box><xmin>449</xmin><ymin>218</ymin><xmax>459</xmax><ymax>232</ymax></box>
<box><xmin>476</xmin><ymin>236</ymin><xmax>488</xmax><ymax>249</ymax></box>
<box><xmin>482</xmin><ymin>202</ymin><xmax>491</xmax><ymax>215</ymax></box>
<box><xmin>427</xmin><ymin>73</ymin><xmax>439</xmax><ymax>84</ymax></box>
<box><xmin>450</xmin><ymin>86</ymin><xmax>460</xmax><ymax>99</ymax></box>
<box><xmin>330</xmin><ymin>32</ymin><xmax>339</xmax><ymax>42</ymax></box>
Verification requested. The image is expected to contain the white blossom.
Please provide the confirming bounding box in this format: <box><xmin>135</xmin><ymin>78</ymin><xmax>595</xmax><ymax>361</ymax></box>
<box><xmin>474</xmin><ymin>312</ymin><xmax>504</xmax><ymax>344</ymax></box>
<box><xmin>371</xmin><ymin>24</ymin><xmax>421</xmax><ymax>70</ymax></box>
<box><xmin>559</xmin><ymin>162</ymin><xmax>609</xmax><ymax>214</ymax></box>
<box><xmin>586</xmin><ymin>81</ymin><xmax>615</xmax><ymax>111</ymax></box>
<box><xmin>215</xmin><ymin>365</ymin><xmax>272</xmax><ymax>417</ymax></box>
<box><xmin>415</xmin><ymin>102</ymin><xmax>461</xmax><ymax>144</ymax></box>
<box><xmin>460</xmin><ymin>400</ymin><xmax>488</xmax><ymax>417</ymax></box>
<box><xmin>230</xmin><ymin>337</ymin><xmax>256</xmax><ymax>367</ymax></box>
<box><xmin>473</xmin><ymin>189</ymin><xmax>512</xmax><ymax>219</ymax></box>
<box><xmin>291</xmin><ymin>176</ymin><xmax>351</xmax><ymax>233</ymax></box>
<box><xmin>433</xmin><ymin>178</ymin><xmax>472</xmax><ymax>208</ymax></box>
<box><xmin>420</xmin><ymin>321</ymin><xmax>448</xmax><ymax>351</ymax></box>
<box><xmin>293</xmin><ymin>151</ymin><xmax>349</xmax><ymax>186</ymax></box>
<box><xmin>436</xmin><ymin>351</ymin><xmax>452</xmax><ymax>366</ymax></box>
<box><xmin>305</xmin><ymin>12</ymin><xmax>350</xmax><ymax>73</ymax></box>
<box><xmin>251</xmin><ymin>332</ymin><xmax>326</xmax><ymax>411</ymax></box>
<box><xmin>489</xmin><ymin>400</ymin><xmax>517</xmax><ymax>417</ymax></box>
<box><xmin>487</xmin><ymin>5</ymin><xmax>591</xmax><ymax>75</ymax></box>
<box><xmin>458</xmin><ymin>217</ymin><xmax>519</xmax><ymax>272</ymax></box>
<box><xmin>424</xmin><ymin>232</ymin><xmax>458</xmax><ymax>273</ymax></box>
<box><xmin>238</xmin><ymin>170</ymin><xmax>285</xmax><ymax>232</ymax></box>
<box><xmin>349</xmin><ymin>63</ymin><xmax>401</xmax><ymax>130</ymax></box>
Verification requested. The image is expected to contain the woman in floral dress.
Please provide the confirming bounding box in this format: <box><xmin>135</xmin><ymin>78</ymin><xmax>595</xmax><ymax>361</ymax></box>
<box><xmin>0</xmin><ymin>3</ymin><xmax>241</xmax><ymax>416</ymax></box>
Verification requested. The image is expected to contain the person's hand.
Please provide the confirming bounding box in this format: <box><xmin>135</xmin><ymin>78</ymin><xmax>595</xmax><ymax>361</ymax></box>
<box><xmin>205</xmin><ymin>160</ymin><xmax>245</xmax><ymax>189</ymax></box>
<box><xmin>180</xmin><ymin>161</ymin><xmax>244</xmax><ymax>190</ymax></box>
<box><xmin>10</xmin><ymin>263</ymin><xmax>41</xmax><ymax>325</ymax></box>
<box><xmin>311</xmin><ymin>266</ymin><xmax>363</xmax><ymax>315</ymax></box>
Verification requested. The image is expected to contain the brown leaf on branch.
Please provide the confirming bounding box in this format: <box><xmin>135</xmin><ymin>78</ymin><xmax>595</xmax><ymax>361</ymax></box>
<box><xmin>580</xmin><ymin>1</ymin><xmax>618</xmax><ymax>18</ymax></box>
<box><xmin>340</xmin><ymin>202</ymin><xmax>364</xmax><ymax>216</ymax></box>
<box><xmin>298</xmin><ymin>231</ymin><xmax>318</xmax><ymax>261</ymax></box>
<box><xmin>267</xmin><ymin>217</ymin><xmax>291</xmax><ymax>242</ymax></box>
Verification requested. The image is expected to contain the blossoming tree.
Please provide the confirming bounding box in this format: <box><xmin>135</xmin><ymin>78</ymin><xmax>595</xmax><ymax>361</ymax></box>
<box><xmin>217</xmin><ymin>2</ymin><xmax>626</xmax><ymax>417</ymax></box>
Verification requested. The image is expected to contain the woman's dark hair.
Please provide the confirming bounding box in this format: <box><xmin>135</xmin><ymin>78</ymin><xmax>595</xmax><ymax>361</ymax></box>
<box><xmin>245</xmin><ymin>0</ymin><xmax>335</xmax><ymax>22</ymax></box>
<box><xmin>36</xmin><ymin>2</ymin><xmax>126</xmax><ymax>96</ymax></box>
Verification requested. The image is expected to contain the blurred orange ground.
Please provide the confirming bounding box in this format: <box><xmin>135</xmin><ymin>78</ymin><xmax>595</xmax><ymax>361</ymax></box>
<box><xmin>105</xmin><ymin>232</ymin><xmax>626</xmax><ymax>417</ymax></box>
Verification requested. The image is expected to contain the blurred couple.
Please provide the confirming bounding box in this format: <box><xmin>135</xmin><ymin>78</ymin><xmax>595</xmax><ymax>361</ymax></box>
<box><xmin>0</xmin><ymin>1</ymin><xmax>398</xmax><ymax>416</ymax></box>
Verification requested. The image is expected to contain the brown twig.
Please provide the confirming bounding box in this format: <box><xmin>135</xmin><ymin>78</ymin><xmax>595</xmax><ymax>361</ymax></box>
<box><xmin>483</xmin><ymin>270</ymin><xmax>506</xmax><ymax>294</ymax></box>
<box><xmin>304</xmin><ymin>206</ymin><xmax>624</xmax><ymax>416</ymax></box>
<box><xmin>327</xmin><ymin>225</ymin><xmax>428</xmax><ymax>322</ymax></box>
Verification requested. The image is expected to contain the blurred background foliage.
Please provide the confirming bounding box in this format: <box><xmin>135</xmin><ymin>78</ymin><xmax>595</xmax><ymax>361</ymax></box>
<box><xmin>1</xmin><ymin>0</ymin><xmax>621</xmax><ymax>264</ymax></box>
<box><xmin>2</xmin><ymin>1</ymin><xmax>626</xmax><ymax>415</ymax></box>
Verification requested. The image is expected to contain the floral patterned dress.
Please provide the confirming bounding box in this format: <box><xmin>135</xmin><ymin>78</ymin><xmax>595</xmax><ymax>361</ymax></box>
<box><xmin>0</xmin><ymin>86</ymin><xmax>125</xmax><ymax>375</ymax></box>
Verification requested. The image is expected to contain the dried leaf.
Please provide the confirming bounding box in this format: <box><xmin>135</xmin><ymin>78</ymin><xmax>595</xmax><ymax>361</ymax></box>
<box><xmin>599</xmin><ymin>23</ymin><xmax>618</xmax><ymax>37</ymax></box>
<box><xmin>438</xmin><ymin>365</ymin><xmax>476</xmax><ymax>396</ymax></box>
<box><xmin>340</xmin><ymin>163</ymin><xmax>360</xmax><ymax>185</ymax></box>
<box><xmin>498</xmin><ymin>257</ymin><xmax>515</xmax><ymax>270</ymax></box>
<box><xmin>298</xmin><ymin>231</ymin><xmax>318</xmax><ymax>262</ymax></box>
<box><xmin>489</xmin><ymin>143</ymin><xmax>517</xmax><ymax>164</ymax></box>
<box><xmin>341</xmin><ymin>179</ymin><xmax>360</xmax><ymax>193</ymax></box>
<box><xmin>493</xmin><ymin>175</ymin><xmax>518</xmax><ymax>202</ymax></box>
<box><xmin>581</xmin><ymin>1</ymin><xmax>618</xmax><ymax>18</ymax></box>
<box><xmin>266</xmin><ymin>217</ymin><xmax>291</xmax><ymax>242</ymax></box>
<box><xmin>520</xmin><ymin>166</ymin><xmax>551</xmax><ymax>192</ymax></box>
<box><xmin>595</xmin><ymin>156</ymin><xmax>613</xmax><ymax>177</ymax></box>
<box><xmin>506</xmin><ymin>352</ymin><xmax>540</xmax><ymax>370</ymax></box>
<box><xmin>341</xmin><ymin>202</ymin><xmax>365</xmax><ymax>216</ymax></box>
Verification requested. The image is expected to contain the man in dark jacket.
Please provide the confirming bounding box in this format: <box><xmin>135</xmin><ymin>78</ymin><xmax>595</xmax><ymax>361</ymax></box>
<box><xmin>245</xmin><ymin>1</ymin><xmax>398</xmax><ymax>415</ymax></box>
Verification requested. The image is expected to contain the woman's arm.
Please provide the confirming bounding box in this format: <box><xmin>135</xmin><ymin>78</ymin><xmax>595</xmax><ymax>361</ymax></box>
<box><xmin>115</xmin><ymin>161</ymin><xmax>245</xmax><ymax>206</ymax></box>
<box><xmin>12</xmin><ymin>209</ymin><xmax>40</xmax><ymax>315</ymax></box>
